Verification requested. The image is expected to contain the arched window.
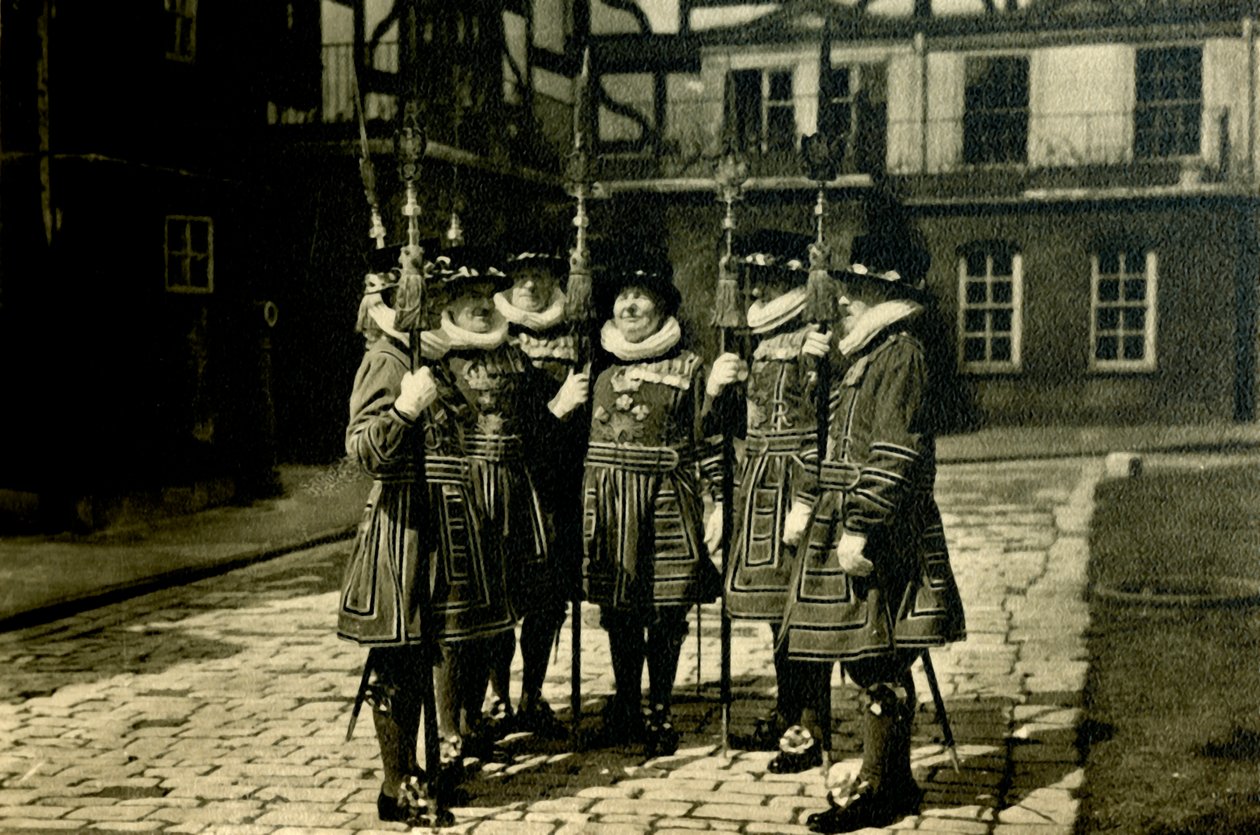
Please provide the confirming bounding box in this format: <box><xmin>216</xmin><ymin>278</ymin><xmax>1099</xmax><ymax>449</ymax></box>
<box><xmin>957</xmin><ymin>241</ymin><xmax>1022</xmax><ymax>373</ymax></box>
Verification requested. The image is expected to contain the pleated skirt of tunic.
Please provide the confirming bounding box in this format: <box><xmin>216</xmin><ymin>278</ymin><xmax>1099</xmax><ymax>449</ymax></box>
<box><xmin>782</xmin><ymin>487</ymin><xmax>966</xmax><ymax>663</ymax></box>
<box><xmin>466</xmin><ymin>455</ymin><xmax>554</xmax><ymax>621</ymax></box>
<box><xmin>337</xmin><ymin>479</ymin><xmax>427</xmax><ymax>646</ymax></box>
<box><xmin>725</xmin><ymin>441</ymin><xmax>812</xmax><ymax>621</ymax></box>
<box><xmin>582</xmin><ymin>460</ymin><xmax>722</xmax><ymax>612</ymax></box>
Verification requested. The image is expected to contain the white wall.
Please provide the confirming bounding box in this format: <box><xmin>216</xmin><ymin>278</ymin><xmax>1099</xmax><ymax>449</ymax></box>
<box><xmin>1029</xmin><ymin>45</ymin><xmax>1133</xmax><ymax>167</ymax></box>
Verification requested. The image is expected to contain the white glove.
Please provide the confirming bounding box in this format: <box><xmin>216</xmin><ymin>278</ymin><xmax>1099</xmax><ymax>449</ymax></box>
<box><xmin>801</xmin><ymin>325</ymin><xmax>831</xmax><ymax>358</ymax></box>
<box><xmin>782</xmin><ymin>500</ymin><xmax>812</xmax><ymax>546</ymax></box>
<box><xmin>704</xmin><ymin>501</ymin><xmax>725</xmax><ymax>554</ymax></box>
<box><xmin>395</xmin><ymin>367</ymin><xmax>438</xmax><ymax>420</ymax></box>
<box><xmin>548</xmin><ymin>369</ymin><xmax>590</xmax><ymax>419</ymax></box>
<box><xmin>705</xmin><ymin>353</ymin><xmax>748</xmax><ymax>398</ymax></box>
<box><xmin>834</xmin><ymin>532</ymin><xmax>873</xmax><ymax>577</ymax></box>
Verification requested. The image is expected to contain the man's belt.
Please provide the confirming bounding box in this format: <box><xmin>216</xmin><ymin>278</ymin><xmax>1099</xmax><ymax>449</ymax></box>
<box><xmin>585</xmin><ymin>442</ymin><xmax>688</xmax><ymax>474</ymax></box>
<box><xmin>424</xmin><ymin>455</ymin><xmax>470</xmax><ymax>484</ymax></box>
<box><xmin>744</xmin><ymin>430</ymin><xmax>816</xmax><ymax>456</ymax></box>
<box><xmin>464</xmin><ymin>434</ymin><xmax>523</xmax><ymax>462</ymax></box>
<box><xmin>818</xmin><ymin>460</ymin><xmax>861</xmax><ymax>490</ymax></box>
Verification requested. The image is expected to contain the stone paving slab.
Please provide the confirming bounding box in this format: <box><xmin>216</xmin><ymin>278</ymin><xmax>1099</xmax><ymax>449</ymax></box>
<box><xmin>0</xmin><ymin>458</ymin><xmax>1103</xmax><ymax>833</ymax></box>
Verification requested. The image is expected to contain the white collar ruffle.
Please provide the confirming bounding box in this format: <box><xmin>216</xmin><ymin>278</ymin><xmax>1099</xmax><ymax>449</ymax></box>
<box><xmin>837</xmin><ymin>300</ymin><xmax>922</xmax><ymax>356</ymax></box>
<box><xmin>600</xmin><ymin>316</ymin><xmax>681</xmax><ymax>362</ymax></box>
<box><xmin>746</xmin><ymin>286</ymin><xmax>808</xmax><ymax>335</ymax></box>
<box><xmin>493</xmin><ymin>288</ymin><xmax>568</xmax><ymax>332</ymax></box>
<box><xmin>439</xmin><ymin>309</ymin><xmax>509</xmax><ymax>350</ymax></box>
<box><xmin>360</xmin><ymin>297</ymin><xmax>450</xmax><ymax>360</ymax></box>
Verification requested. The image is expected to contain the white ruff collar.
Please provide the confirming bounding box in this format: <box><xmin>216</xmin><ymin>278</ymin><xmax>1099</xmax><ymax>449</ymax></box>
<box><xmin>600</xmin><ymin>316</ymin><xmax>681</xmax><ymax>362</ymax></box>
<box><xmin>493</xmin><ymin>288</ymin><xmax>568</xmax><ymax>332</ymax></box>
<box><xmin>439</xmin><ymin>309</ymin><xmax>509</xmax><ymax>350</ymax></box>
<box><xmin>837</xmin><ymin>300</ymin><xmax>922</xmax><ymax>356</ymax></box>
<box><xmin>362</xmin><ymin>298</ymin><xmax>449</xmax><ymax>359</ymax></box>
<box><xmin>746</xmin><ymin>286</ymin><xmax>808</xmax><ymax>335</ymax></box>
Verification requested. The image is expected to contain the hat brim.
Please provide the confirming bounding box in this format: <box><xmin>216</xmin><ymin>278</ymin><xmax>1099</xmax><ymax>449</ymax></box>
<box><xmin>836</xmin><ymin>268</ymin><xmax>931</xmax><ymax>301</ymax></box>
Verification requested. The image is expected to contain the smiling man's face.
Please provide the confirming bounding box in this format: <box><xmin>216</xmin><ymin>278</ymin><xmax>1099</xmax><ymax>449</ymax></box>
<box><xmin>612</xmin><ymin>286</ymin><xmax>664</xmax><ymax>344</ymax></box>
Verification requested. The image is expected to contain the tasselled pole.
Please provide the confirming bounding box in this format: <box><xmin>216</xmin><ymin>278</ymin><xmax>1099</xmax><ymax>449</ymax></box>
<box><xmin>711</xmin><ymin>70</ymin><xmax>749</xmax><ymax>759</ymax></box>
<box><xmin>800</xmin><ymin>18</ymin><xmax>845</xmax><ymax>782</ymax></box>
<box><xmin>389</xmin><ymin>98</ymin><xmax>446</xmax><ymax>826</ymax></box>
<box><xmin>563</xmin><ymin>46</ymin><xmax>598</xmax><ymax>748</ymax></box>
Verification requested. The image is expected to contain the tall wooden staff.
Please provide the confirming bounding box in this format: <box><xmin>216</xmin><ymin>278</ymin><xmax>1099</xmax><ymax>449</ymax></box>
<box><xmin>344</xmin><ymin>66</ymin><xmax>390</xmax><ymax>748</ymax></box>
<box><xmin>711</xmin><ymin>71</ymin><xmax>750</xmax><ymax>758</ymax></box>
<box><xmin>389</xmin><ymin>99</ymin><xmax>446</xmax><ymax>825</ymax></box>
<box><xmin>563</xmin><ymin>47</ymin><xmax>598</xmax><ymax>747</ymax></box>
<box><xmin>800</xmin><ymin>16</ymin><xmax>845</xmax><ymax>782</ymax></box>
<box><xmin>353</xmin><ymin>62</ymin><xmax>388</xmax><ymax>251</ymax></box>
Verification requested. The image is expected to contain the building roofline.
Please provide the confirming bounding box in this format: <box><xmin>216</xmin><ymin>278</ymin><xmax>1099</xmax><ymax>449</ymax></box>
<box><xmin>691</xmin><ymin>2</ymin><xmax>1254</xmax><ymax>47</ymax></box>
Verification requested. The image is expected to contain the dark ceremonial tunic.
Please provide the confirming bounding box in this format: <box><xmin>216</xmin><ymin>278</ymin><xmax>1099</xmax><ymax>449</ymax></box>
<box><xmin>435</xmin><ymin>342</ymin><xmax>560</xmax><ymax>632</ymax></box>
<box><xmin>337</xmin><ymin>336</ymin><xmax>491</xmax><ymax>646</ymax></box>
<box><xmin>783</xmin><ymin>327</ymin><xmax>966</xmax><ymax>662</ymax></box>
<box><xmin>509</xmin><ymin>324</ymin><xmax>587</xmax><ymax>595</ymax></box>
<box><xmin>582</xmin><ymin>348</ymin><xmax>724</xmax><ymax>611</ymax></box>
<box><xmin>724</xmin><ymin>324</ymin><xmax>821</xmax><ymax>621</ymax></box>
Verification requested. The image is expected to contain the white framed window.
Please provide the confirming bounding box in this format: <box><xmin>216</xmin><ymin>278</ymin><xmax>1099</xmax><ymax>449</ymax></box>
<box><xmin>165</xmin><ymin>216</ymin><xmax>213</xmax><ymax>294</ymax></box>
<box><xmin>731</xmin><ymin>67</ymin><xmax>796</xmax><ymax>153</ymax></box>
<box><xmin>958</xmin><ymin>243</ymin><xmax>1023</xmax><ymax>373</ymax></box>
<box><xmin>164</xmin><ymin>0</ymin><xmax>198</xmax><ymax>63</ymax></box>
<box><xmin>1090</xmin><ymin>248</ymin><xmax>1157</xmax><ymax>371</ymax></box>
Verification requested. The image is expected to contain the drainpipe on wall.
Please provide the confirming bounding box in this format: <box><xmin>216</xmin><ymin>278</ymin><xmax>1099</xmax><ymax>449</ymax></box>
<box><xmin>916</xmin><ymin>30</ymin><xmax>928</xmax><ymax>174</ymax></box>
<box><xmin>1246</xmin><ymin>16</ymin><xmax>1256</xmax><ymax>184</ymax></box>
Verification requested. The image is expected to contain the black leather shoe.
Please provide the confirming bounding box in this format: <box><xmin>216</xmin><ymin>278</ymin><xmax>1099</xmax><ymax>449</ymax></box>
<box><xmin>643</xmin><ymin>705</ymin><xmax>680</xmax><ymax>759</ymax></box>
<box><xmin>482</xmin><ymin>699</ymin><xmax>515</xmax><ymax>741</ymax></box>
<box><xmin>377</xmin><ymin>775</ymin><xmax>426</xmax><ymax>826</ymax></box>
<box><xmin>731</xmin><ymin>710</ymin><xmax>788</xmax><ymax>752</ymax></box>
<box><xmin>515</xmin><ymin>698</ymin><xmax>569</xmax><ymax>740</ymax></box>
<box><xmin>588</xmin><ymin>697</ymin><xmax>645</xmax><ymax>748</ymax></box>
<box><xmin>806</xmin><ymin>780</ymin><xmax>922</xmax><ymax>833</ymax></box>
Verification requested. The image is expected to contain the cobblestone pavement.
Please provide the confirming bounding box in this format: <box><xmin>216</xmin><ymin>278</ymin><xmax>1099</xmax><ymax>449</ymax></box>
<box><xmin>0</xmin><ymin>458</ymin><xmax>1101</xmax><ymax>834</ymax></box>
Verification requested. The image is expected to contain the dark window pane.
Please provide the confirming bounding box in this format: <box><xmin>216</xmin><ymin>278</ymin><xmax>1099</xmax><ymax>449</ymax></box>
<box><xmin>964</xmin><ymin>310</ymin><xmax>987</xmax><ymax>333</ymax></box>
<box><xmin>167</xmin><ymin>220</ymin><xmax>185</xmax><ymax>251</ymax></box>
<box><xmin>991</xmin><ymin>336</ymin><xmax>1011</xmax><ymax>362</ymax></box>
<box><xmin>732</xmin><ymin>70</ymin><xmax>761</xmax><ymax>152</ymax></box>
<box><xmin>830</xmin><ymin>68</ymin><xmax>850</xmax><ymax>98</ymax></box>
<box><xmin>1096</xmin><ymin>336</ymin><xmax>1118</xmax><ymax>360</ymax></box>
<box><xmin>1123</xmin><ymin>335</ymin><xmax>1145</xmax><ymax>360</ymax></box>
<box><xmin>963</xmin><ymin>337</ymin><xmax>986</xmax><ymax>362</ymax></box>
<box><xmin>168</xmin><ymin>256</ymin><xmax>184</xmax><ymax>285</ymax></box>
<box><xmin>1098</xmin><ymin>279</ymin><xmax>1120</xmax><ymax>302</ymax></box>
<box><xmin>188</xmin><ymin>258</ymin><xmax>210</xmax><ymax>289</ymax></box>
<box><xmin>991</xmin><ymin>309</ymin><xmax>1012</xmax><ymax>332</ymax></box>
<box><xmin>965</xmin><ymin>251</ymin><xmax>987</xmax><ymax>277</ymax></box>
<box><xmin>1097</xmin><ymin>307</ymin><xmax>1120</xmax><ymax>330</ymax></box>
<box><xmin>991</xmin><ymin>250</ymin><xmax>1013</xmax><ymax>276</ymax></box>
<box><xmin>1123</xmin><ymin>249</ymin><xmax>1144</xmax><ymax>273</ymax></box>
<box><xmin>992</xmin><ymin>280</ymin><xmax>1013</xmax><ymax>304</ymax></box>
<box><xmin>966</xmin><ymin>281</ymin><xmax>987</xmax><ymax>304</ymax></box>
<box><xmin>190</xmin><ymin>221</ymin><xmax>209</xmax><ymax>253</ymax></box>
<box><xmin>766</xmin><ymin>105</ymin><xmax>795</xmax><ymax>151</ymax></box>
<box><xmin>1123</xmin><ymin>279</ymin><xmax>1146</xmax><ymax>301</ymax></box>
<box><xmin>1123</xmin><ymin>308</ymin><xmax>1146</xmax><ymax>330</ymax></box>
<box><xmin>1098</xmin><ymin>250</ymin><xmax>1119</xmax><ymax>275</ymax></box>
<box><xmin>964</xmin><ymin>112</ymin><xmax>1027</xmax><ymax>164</ymax></box>
<box><xmin>769</xmin><ymin>71</ymin><xmax>792</xmax><ymax>101</ymax></box>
